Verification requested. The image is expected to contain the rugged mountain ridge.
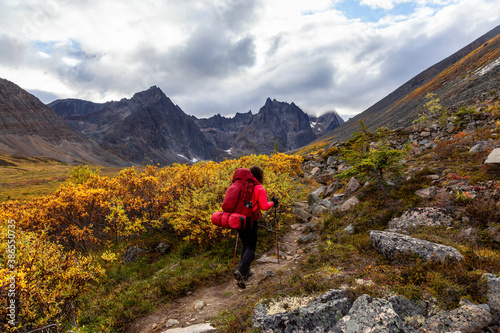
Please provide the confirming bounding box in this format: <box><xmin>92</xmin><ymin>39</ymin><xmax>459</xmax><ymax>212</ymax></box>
<box><xmin>0</xmin><ymin>78</ymin><xmax>126</xmax><ymax>166</ymax></box>
<box><xmin>235</xmin><ymin>98</ymin><xmax>318</xmax><ymax>154</ymax></box>
<box><xmin>192</xmin><ymin>111</ymin><xmax>254</xmax><ymax>151</ymax></box>
<box><xmin>52</xmin><ymin>91</ymin><xmax>343</xmax><ymax>163</ymax></box>
<box><xmin>50</xmin><ymin>86</ymin><xmax>223</xmax><ymax>165</ymax></box>
<box><xmin>321</xmin><ymin>24</ymin><xmax>500</xmax><ymax>143</ymax></box>
<box><xmin>195</xmin><ymin>99</ymin><xmax>344</xmax><ymax>155</ymax></box>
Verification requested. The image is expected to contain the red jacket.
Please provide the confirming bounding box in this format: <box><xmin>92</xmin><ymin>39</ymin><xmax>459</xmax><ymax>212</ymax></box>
<box><xmin>251</xmin><ymin>184</ymin><xmax>273</xmax><ymax>220</ymax></box>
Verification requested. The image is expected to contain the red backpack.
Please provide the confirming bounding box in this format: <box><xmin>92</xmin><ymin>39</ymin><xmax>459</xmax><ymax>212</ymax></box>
<box><xmin>211</xmin><ymin>168</ymin><xmax>258</xmax><ymax>229</ymax></box>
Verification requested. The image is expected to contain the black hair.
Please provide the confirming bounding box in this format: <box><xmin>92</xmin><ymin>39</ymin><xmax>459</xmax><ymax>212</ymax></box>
<box><xmin>250</xmin><ymin>166</ymin><xmax>264</xmax><ymax>183</ymax></box>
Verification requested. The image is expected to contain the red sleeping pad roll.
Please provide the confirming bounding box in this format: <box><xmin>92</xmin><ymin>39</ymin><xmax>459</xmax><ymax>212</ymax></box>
<box><xmin>211</xmin><ymin>211</ymin><xmax>250</xmax><ymax>230</ymax></box>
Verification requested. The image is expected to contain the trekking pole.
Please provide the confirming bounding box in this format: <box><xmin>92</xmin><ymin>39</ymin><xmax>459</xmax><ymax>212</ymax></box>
<box><xmin>232</xmin><ymin>233</ymin><xmax>239</xmax><ymax>269</ymax></box>
<box><xmin>275</xmin><ymin>206</ymin><xmax>279</xmax><ymax>264</ymax></box>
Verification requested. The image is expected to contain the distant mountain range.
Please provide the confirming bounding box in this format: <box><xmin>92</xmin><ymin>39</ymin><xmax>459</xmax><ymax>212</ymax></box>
<box><xmin>47</xmin><ymin>88</ymin><xmax>343</xmax><ymax>165</ymax></box>
<box><xmin>319</xmin><ymin>24</ymin><xmax>500</xmax><ymax>143</ymax></box>
<box><xmin>194</xmin><ymin>98</ymin><xmax>343</xmax><ymax>156</ymax></box>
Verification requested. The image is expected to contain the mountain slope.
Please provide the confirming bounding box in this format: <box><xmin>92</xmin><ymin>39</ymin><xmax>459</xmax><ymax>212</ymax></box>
<box><xmin>0</xmin><ymin>78</ymin><xmax>126</xmax><ymax>166</ymax></box>
<box><xmin>193</xmin><ymin>111</ymin><xmax>254</xmax><ymax>151</ymax></box>
<box><xmin>321</xmin><ymin>24</ymin><xmax>500</xmax><ymax>143</ymax></box>
<box><xmin>50</xmin><ymin>86</ymin><xmax>224</xmax><ymax>165</ymax></box>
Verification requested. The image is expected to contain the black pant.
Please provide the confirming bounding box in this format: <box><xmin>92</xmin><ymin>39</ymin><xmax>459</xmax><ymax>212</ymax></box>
<box><xmin>237</xmin><ymin>219</ymin><xmax>258</xmax><ymax>276</ymax></box>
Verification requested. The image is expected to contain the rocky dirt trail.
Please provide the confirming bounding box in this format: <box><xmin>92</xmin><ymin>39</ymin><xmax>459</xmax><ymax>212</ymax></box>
<box><xmin>129</xmin><ymin>222</ymin><xmax>309</xmax><ymax>333</ymax></box>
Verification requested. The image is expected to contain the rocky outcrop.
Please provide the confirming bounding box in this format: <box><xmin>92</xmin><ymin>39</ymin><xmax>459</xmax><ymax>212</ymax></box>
<box><xmin>419</xmin><ymin>302</ymin><xmax>493</xmax><ymax>333</ymax></box>
<box><xmin>254</xmin><ymin>288</ymin><xmax>498</xmax><ymax>333</ymax></box>
<box><xmin>343</xmin><ymin>177</ymin><xmax>360</xmax><ymax>197</ymax></box>
<box><xmin>388</xmin><ymin>295</ymin><xmax>429</xmax><ymax>323</ymax></box>
<box><xmin>341</xmin><ymin>196</ymin><xmax>359</xmax><ymax>212</ymax></box>
<box><xmin>485</xmin><ymin>148</ymin><xmax>500</xmax><ymax>174</ymax></box>
<box><xmin>387</xmin><ymin>207</ymin><xmax>453</xmax><ymax>231</ymax></box>
<box><xmin>333</xmin><ymin>294</ymin><xmax>415</xmax><ymax>333</ymax></box>
<box><xmin>484</xmin><ymin>273</ymin><xmax>500</xmax><ymax>321</ymax></box>
<box><xmin>369</xmin><ymin>230</ymin><xmax>464</xmax><ymax>262</ymax></box>
<box><xmin>253</xmin><ymin>289</ymin><xmax>351</xmax><ymax>332</ymax></box>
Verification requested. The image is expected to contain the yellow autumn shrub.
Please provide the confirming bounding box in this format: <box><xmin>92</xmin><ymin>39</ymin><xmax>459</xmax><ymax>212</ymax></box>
<box><xmin>0</xmin><ymin>218</ymin><xmax>104</xmax><ymax>332</ymax></box>
<box><xmin>0</xmin><ymin>153</ymin><xmax>304</xmax><ymax>250</ymax></box>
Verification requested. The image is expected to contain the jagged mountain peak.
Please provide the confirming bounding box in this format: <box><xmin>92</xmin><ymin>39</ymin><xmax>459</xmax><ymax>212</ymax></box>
<box><xmin>194</xmin><ymin>99</ymin><xmax>344</xmax><ymax>155</ymax></box>
<box><xmin>259</xmin><ymin>98</ymin><xmax>304</xmax><ymax>118</ymax></box>
<box><xmin>50</xmin><ymin>87</ymin><xmax>222</xmax><ymax>165</ymax></box>
<box><xmin>130</xmin><ymin>85</ymin><xmax>172</xmax><ymax>105</ymax></box>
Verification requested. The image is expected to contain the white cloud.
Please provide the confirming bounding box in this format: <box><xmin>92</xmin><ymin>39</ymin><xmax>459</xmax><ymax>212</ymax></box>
<box><xmin>361</xmin><ymin>0</ymin><xmax>397</xmax><ymax>10</ymax></box>
<box><xmin>0</xmin><ymin>0</ymin><xmax>498</xmax><ymax>118</ymax></box>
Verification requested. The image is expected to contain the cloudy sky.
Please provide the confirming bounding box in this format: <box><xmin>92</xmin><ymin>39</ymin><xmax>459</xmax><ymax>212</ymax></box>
<box><xmin>1</xmin><ymin>0</ymin><xmax>499</xmax><ymax>120</ymax></box>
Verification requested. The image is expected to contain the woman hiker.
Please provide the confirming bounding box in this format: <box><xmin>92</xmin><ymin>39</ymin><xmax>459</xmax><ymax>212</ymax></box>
<box><xmin>233</xmin><ymin>165</ymin><xmax>278</xmax><ymax>289</ymax></box>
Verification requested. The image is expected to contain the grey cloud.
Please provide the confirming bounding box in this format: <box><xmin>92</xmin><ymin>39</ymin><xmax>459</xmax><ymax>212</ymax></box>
<box><xmin>221</xmin><ymin>0</ymin><xmax>262</xmax><ymax>32</ymax></box>
<box><xmin>0</xmin><ymin>35</ymin><xmax>28</xmax><ymax>65</ymax></box>
<box><xmin>175</xmin><ymin>28</ymin><xmax>256</xmax><ymax>77</ymax></box>
<box><xmin>267</xmin><ymin>34</ymin><xmax>284</xmax><ymax>57</ymax></box>
<box><xmin>264</xmin><ymin>57</ymin><xmax>336</xmax><ymax>94</ymax></box>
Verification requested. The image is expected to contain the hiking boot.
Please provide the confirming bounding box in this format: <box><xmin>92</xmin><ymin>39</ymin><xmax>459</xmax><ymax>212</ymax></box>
<box><xmin>243</xmin><ymin>269</ymin><xmax>253</xmax><ymax>281</ymax></box>
<box><xmin>233</xmin><ymin>270</ymin><xmax>246</xmax><ymax>289</ymax></box>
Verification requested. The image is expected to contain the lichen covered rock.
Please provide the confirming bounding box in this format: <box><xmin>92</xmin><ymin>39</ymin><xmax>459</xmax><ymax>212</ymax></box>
<box><xmin>387</xmin><ymin>207</ymin><xmax>452</xmax><ymax>231</ymax></box>
<box><xmin>419</xmin><ymin>303</ymin><xmax>492</xmax><ymax>333</ymax></box>
<box><xmin>332</xmin><ymin>294</ymin><xmax>415</xmax><ymax>333</ymax></box>
<box><xmin>254</xmin><ymin>289</ymin><xmax>351</xmax><ymax>332</ymax></box>
<box><xmin>369</xmin><ymin>230</ymin><xmax>463</xmax><ymax>262</ymax></box>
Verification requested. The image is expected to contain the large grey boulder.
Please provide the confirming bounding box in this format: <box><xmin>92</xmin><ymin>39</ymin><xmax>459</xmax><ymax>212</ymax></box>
<box><xmin>333</xmin><ymin>294</ymin><xmax>415</xmax><ymax>333</ymax></box>
<box><xmin>294</xmin><ymin>207</ymin><xmax>310</xmax><ymax>223</ymax></box>
<box><xmin>254</xmin><ymin>289</ymin><xmax>351</xmax><ymax>332</ymax></box>
<box><xmin>485</xmin><ymin>148</ymin><xmax>500</xmax><ymax>174</ymax></box>
<box><xmin>341</xmin><ymin>196</ymin><xmax>359</xmax><ymax>211</ymax></box>
<box><xmin>299</xmin><ymin>232</ymin><xmax>317</xmax><ymax>244</ymax></box>
<box><xmin>344</xmin><ymin>177</ymin><xmax>360</xmax><ymax>197</ymax></box>
<box><xmin>369</xmin><ymin>231</ymin><xmax>464</xmax><ymax>262</ymax></box>
<box><xmin>483</xmin><ymin>273</ymin><xmax>500</xmax><ymax>321</ymax></box>
<box><xmin>307</xmin><ymin>187</ymin><xmax>325</xmax><ymax>205</ymax></box>
<box><xmin>388</xmin><ymin>295</ymin><xmax>428</xmax><ymax>320</ymax></box>
<box><xmin>387</xmin><ymin>207</ymin><xmax>453</xmax><ymax>231</ymax></box>
<box><xmin>419</xmin><ymin>304</ymin><xmax>492</xmax><ymax>333</ymax></box>
<box><xmin>468</xmin><ymin>141</ymin><xmax>489</xmax><ymax>154</ymax></box>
